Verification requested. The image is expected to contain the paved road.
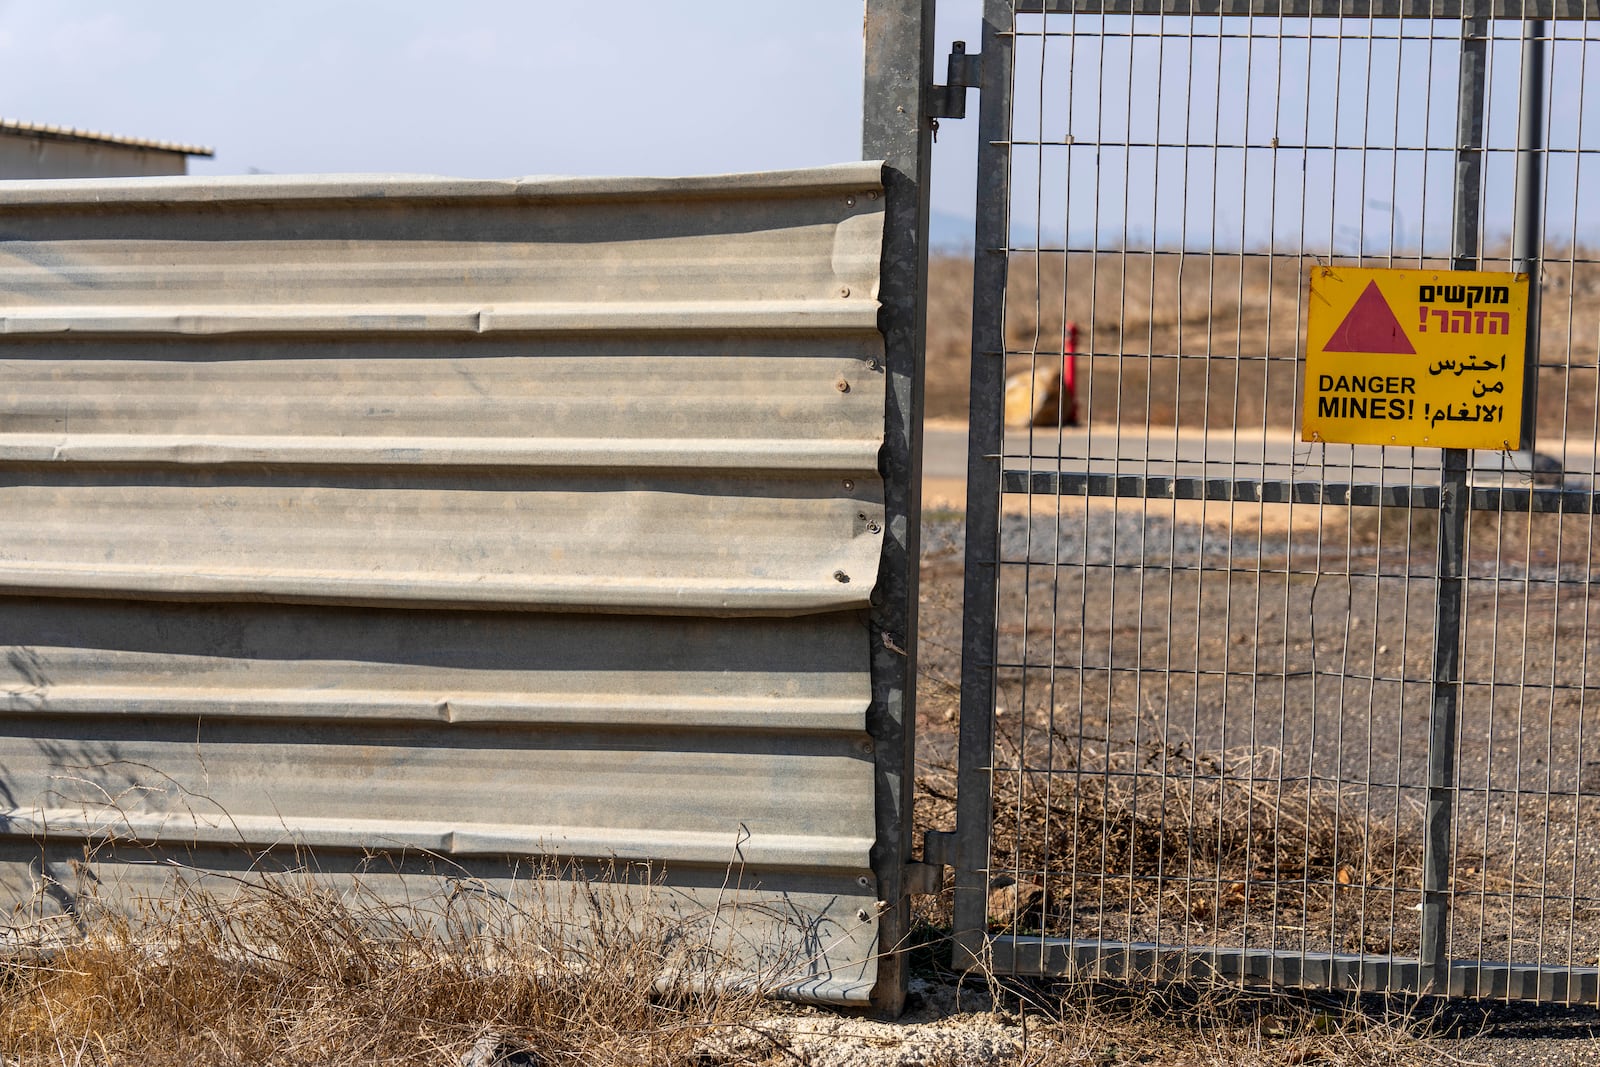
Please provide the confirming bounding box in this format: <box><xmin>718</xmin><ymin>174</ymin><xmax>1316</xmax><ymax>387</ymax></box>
<box><xmin>921</xmin><ymin>422</ymin><xmax>1593</xmax><ymax>498</ymax></box>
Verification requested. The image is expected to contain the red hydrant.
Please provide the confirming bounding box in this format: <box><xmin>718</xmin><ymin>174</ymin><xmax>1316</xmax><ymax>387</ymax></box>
<box><xmin>1062</xmin><ymin>321</ymin><xmax>1080</xmax><ymax>427</ymax></box>
<box><xmin>1003</xmin><ymin>320</ymin><xmax>1082</xmax><ymax>427</ymax></box>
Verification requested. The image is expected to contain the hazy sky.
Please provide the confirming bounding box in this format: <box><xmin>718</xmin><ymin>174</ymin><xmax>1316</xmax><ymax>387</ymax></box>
<box><xmin>10</xmin><ymin>3</ymin><xmax>1564</xmax><ymax>254</ymax></box>
<box><xmin>0</xmin><ymin>1</ymin><xmax>984</xmax><ymax>229</ymax></box>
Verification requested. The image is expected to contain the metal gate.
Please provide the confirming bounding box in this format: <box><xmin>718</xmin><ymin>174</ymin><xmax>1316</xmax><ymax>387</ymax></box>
<box><xmin>953</xmin><ymin>0</ymin><xmax>1600</xmax><ymax>999</ymax></box>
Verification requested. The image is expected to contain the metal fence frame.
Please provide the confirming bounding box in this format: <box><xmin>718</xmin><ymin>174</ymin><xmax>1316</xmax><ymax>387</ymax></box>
<box><xmin>863</xmin><ymin>0</ymin><xmax>937</xmax><ymax>1016</ymax></box>
<box><xmin>952</xmin><ymin>0</ymin><xmax>1600</xmax><ymax>1000</ymax></box>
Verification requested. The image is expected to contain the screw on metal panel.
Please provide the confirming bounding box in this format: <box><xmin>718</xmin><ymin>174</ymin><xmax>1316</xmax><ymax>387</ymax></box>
<box><xmin>867</xmin><ymin>190</ymin><xmax>879</xmax><ymax>200</ymax></box>
<box><xmin>843</xmin><ymin>479</ymin><xmax>854</xmax><ymax>491</ymax></box>
<box><xmin>857</xmin><ymin>875</ymin><xmax>872</xmax><ymax>889</ymax></box>
<box><xmin>846</xmin><ymin>196</ymin><xmax>856</xmax><ymax>207</ymax></box>
<box><xmin>858</xmin><ymin>739</ymin><xmax>873</xmax><ymax>755</ymax></box>
<box><xmin>836</xmin><ymin>377</ymin><xmax>851</xmax><ymax>393</ymax></box>
<box><xmin>839</xmin><ymin>286</ymin><xmax>851</xmax><ymax>298</ymax></box>
<box><xmin>867</xmin><ymin>521</ymin><xmax>881</xmax><ymax>534</ymax></box>
<box><xmin>834</xmin><ymin>570</ymin><xmax>850</xmax><ymax>583</ymax></box>
<box><xmin>856</xmin><ymin>908</ymin><xmax>871</xmax><ymax>922</ymax></box>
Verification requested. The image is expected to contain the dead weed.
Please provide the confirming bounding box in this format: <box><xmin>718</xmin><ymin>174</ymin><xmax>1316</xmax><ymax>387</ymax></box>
<box><xmin>0</xmin><ymin>863</ymin><xmax>773</xmax><ymax>1067</ymax></box>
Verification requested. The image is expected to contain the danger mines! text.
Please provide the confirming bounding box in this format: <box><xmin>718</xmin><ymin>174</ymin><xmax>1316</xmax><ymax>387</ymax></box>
<box><xmin>1316</xmin><ymin>374</ymin><xmax>1417</xmax><ymax>395</ymax></box>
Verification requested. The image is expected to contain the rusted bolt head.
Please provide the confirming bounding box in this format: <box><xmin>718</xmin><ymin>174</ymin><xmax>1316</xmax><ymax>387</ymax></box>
<box><xmin>836</xmin><ymin>378</ymin><xmax>850</xmax><ymax>393</ymax></box>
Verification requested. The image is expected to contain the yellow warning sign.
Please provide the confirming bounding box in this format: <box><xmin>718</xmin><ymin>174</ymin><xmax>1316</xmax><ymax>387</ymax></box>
<box><xmin>1301</xmin><ymin>266</ymin><xmax>1529</xmax><ymax>449</ymax></box>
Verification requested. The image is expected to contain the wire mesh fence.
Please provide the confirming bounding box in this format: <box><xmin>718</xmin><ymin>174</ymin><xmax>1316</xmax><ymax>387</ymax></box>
<box><xmin>954</xmin><ymin>0</ymin><xmax>1600</xmax><ymax>999</ymax></box>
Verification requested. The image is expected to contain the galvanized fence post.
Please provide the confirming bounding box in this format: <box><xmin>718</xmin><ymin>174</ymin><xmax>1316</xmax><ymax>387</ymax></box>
<box><xmin>952</xmin><ymin>0</ymin><xmax>1015</xmax><ymax>971</ymax></box>
<box><xmin>1515</xmin><ymin>19</ymin><xmax>1547</xmax><ymax>451</ymax></box>
<box><xmin>1421</xmin><ymin>12</ymin><xmax>1489</xmax><ymax>995</ymax></box>
<box><xmin>863</xmin><ymin>0</ymin><xmax>936</xmax><ymax>1017</ymax></box>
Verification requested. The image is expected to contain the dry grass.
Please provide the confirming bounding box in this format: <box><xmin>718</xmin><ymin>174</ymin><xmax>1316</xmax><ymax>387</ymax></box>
<box><xmin>0</xmin><ymin>529</ymin><xmax>1576</xmax><ymax>1065</ymax></box>
<box><xmin>0</xmin><ymin>854</ymin><xmax>1479</xmax><ymax>1067</ymax></box>
<box><xmin>0</xmin><ymin>863</ymin><xmax>774</xmax><ymax>1067</ymax></box>
<box><xmin>926</xmin><ymin>254</ymin><xmax>977</xmax><ymax>422</ymax></box>
<box><xmin>997</xmin><ymin>979</ymin><xmax>1461</xmax><ymax>1067</ymax></box>
<box><xmin>920</xmin><ymin>724</ymin><xmax>1507</xmax><ymax>957</ymax></box>
<box><xmin>909</xmin><ymin>757</ymin><xmax>1477</xmax><ymax>1066</ymax></box>
<box><xmin>925</xmin><ymin>251</ymin><xmax>1310</xmax><ymax>426</ymax></box>
<box><xmin>927</xmin><ymin>250</ymin><xmax>1600</xmax><ymax>440</ymax></box>
<box><xmin>986</xmin><ymin>739</ymin><xmax>1427</xmax><ymax>935</ymax></box>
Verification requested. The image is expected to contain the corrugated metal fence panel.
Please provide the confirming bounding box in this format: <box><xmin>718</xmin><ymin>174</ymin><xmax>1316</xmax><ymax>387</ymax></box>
<box><xmin>0</xmin><ymin>164</ymin><xmax>888</xmax><ymax>1003</ymax></box>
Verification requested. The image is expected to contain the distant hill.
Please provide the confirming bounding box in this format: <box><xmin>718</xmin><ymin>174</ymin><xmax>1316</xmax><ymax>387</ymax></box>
<box><xmin>929</xmin><ymin>209</ymin><xmax>975</xmax><ymax>251</ymax></box>
<box><xmin>927</xmin><ymin>211</ymin><xmax>1074</xmax><ymax>252</ymax></box>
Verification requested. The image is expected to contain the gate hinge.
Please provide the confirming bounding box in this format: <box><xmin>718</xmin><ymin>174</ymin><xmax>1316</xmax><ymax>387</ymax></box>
<box><xmin>928</xmin><ymin>41</ymin><xmax>982</xmax><ymax>120</ymax></box>
<box><xmin>905</xmin><ymin>829</ymin><xmax>957</xmax><ymax>896</ymax></box>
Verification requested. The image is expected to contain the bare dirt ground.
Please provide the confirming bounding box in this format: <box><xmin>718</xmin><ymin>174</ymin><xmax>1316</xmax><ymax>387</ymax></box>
<box><xmin>920</xmin><ymin>249</ymin><xmax>1600</xmax><ymax>968</ymax></box>
<box><xmin>911</xmin><ymin>498</ymin><xmax>1600</xmax><ymax>1064</ymax></box>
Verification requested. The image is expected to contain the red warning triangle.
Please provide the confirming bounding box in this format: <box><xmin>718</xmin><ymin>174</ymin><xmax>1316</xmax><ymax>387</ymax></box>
<box><xmin>1323</xmin><ymin>280</ymin><xmax>1416</xmax><ymax>354</ymax></box>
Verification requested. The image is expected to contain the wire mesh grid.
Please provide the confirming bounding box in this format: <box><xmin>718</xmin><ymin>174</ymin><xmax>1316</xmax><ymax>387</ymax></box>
<box><xmin>958</xmin><ymin>2</ymin><xmax>1600</xmax><ymax>998</ymax></box>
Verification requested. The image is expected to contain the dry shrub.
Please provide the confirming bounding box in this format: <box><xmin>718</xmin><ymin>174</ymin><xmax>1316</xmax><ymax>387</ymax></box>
<box><xmin>970</xmin><ymin>726</ymin><xmax>1524</xmax><ymax>956</ymax></box>
<box><xmin>991</xmin><ymin>740</ymin><xmax>1424</xmax><ymax>929</ymax></box>
<box><xmin>916</xmin><ymin>743</ymin><xmax>1468</xmax><ymax>1063</ymax></box>
<box><xmin>1016</xmin><ymin>977</ymin><xmax>1460</xmax><ymax>1067</ymax></box>
<box><xmin>0</xmin><ymin>863</ymin><xmax>776</xmax><ymax>1067</ymax></box>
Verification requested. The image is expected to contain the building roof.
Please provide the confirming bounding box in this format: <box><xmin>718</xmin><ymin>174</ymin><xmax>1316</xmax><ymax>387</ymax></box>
<box><xmin>0</xmin><ymin>118</ymin><xmax>213</xmax><ymax>158</ymax></box>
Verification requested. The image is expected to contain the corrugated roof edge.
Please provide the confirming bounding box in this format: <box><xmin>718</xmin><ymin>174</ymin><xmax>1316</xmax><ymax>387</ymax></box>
<box><xmin>0</xmin><ymin>162</ymin><xmax>887</xmax><ymax>205</ymax></box>
<box><xmin>0</xmin><ymin>118</ymin><xmax>213</xmax><ymax>157</ymax></box>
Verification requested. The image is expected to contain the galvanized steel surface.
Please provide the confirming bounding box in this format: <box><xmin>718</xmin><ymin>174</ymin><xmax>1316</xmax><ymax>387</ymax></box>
<box><xmin>0</xmin><ymin>117</ymin><xmax>213</xmax><ymax>157</ymax></box>
<box><xmin>0</xmin><ymin>163</ymin><xmax>888</xmax><ymax>1003</ymax></box>
<box><xmin>0</xmin><ymin>140</ymin><xmax>192</xmax><ymax>181</ymax></box>
<box><xmin>0</xmin><ymin>118</ymin><xmax>210</xmax><ymax>180</ymax></box>
<box><xmin>862</xmin><ymin>0</ymin><xmax>938</xmax><ymax>1015</ymax></box>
